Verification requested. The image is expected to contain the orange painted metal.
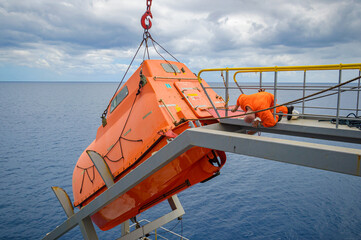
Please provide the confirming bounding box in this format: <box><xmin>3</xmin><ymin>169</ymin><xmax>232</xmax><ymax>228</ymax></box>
<box><xmin>72</xmin><ymin>60</ymin><xmax>227</xmax><ymax>231</ymax></box>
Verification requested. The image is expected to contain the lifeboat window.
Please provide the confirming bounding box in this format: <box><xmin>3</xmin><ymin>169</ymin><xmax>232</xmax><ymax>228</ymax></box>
<box><xmin>110</xmin><ymin>86</ymin><xmax>129</xmax><ymax>113</ymax></box>
<box><xmin>161</xmin><ymin>63</ymin><xmax>181</xmax><ymax>73</ymax></box>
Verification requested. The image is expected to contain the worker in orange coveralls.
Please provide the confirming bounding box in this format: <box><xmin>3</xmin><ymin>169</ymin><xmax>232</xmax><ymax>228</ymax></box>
<box><xmin>231</xmin><ymin>90</ymin><xmax>294</xmax><ymax>128</ymax></box>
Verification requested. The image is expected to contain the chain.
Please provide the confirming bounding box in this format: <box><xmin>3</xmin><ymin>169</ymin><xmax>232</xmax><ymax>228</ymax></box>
<box><xmin>146</xmin><ymin>0</ymin><xmax>152</xmax><ymax>11</ymax></box>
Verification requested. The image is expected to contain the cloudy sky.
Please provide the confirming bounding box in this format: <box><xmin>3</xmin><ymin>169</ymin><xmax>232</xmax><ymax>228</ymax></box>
<box><xmin>1</xmin><ymin>0</ymin><xmax>360</xmax><ymax>81</ymax></box>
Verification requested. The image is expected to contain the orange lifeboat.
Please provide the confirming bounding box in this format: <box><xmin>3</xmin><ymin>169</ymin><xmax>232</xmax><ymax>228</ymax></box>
<box><xmin>72</xmin><ymin>59</ymin><xmax>227</xmax><ymax>230</ymax></box>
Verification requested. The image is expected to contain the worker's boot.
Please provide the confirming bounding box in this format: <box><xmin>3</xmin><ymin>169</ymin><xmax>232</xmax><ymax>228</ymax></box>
<box><xmin>287</xmin><ymin>106</ymin><xmax>294</xmax><ymax>120</ymax></box>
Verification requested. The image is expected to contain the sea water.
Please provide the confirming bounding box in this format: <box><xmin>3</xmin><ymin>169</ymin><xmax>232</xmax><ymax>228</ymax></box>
<box><xmin>0</xmin><ymin>82</ymin><xmax>360</xmax><ymax>240</ymax></box>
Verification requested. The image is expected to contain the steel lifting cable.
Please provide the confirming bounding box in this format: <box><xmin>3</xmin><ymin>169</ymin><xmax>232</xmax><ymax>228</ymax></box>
<box><xmin>149</xmin><ymin>34</ymin><xmax>181</xmax><ymax>63</ymax></box>
<box><xmin>79</xmin><ymin>43</ymin><xmax>146</xmax><ymax>191</ymax></box>
<box><xmin>274</xmin><ymin>75</ymin><xmax>361</xmax><ymax>109</ymax></box>
<box><xmin>101</xmin><ymin>0</ymin><xmax>157</xmax><ymax>163</ymax></box>
<box><xmin>101</xmin><ymin>38</ymin><xmax>145</xmax><ymax>120</ymax></box>
<box><xmin>142</xmin><ymin>32</ymin><xmax>151</xmax><ymax>61</ymax></box>
<box><xmin>77</xmin><ymin>0</ymin><xmax>188</xmax><ymax>195</ymax></box>
<box><xmin>81</xmin><ymin>36</ymin><xmax>146</xmax><ymax>177</ymax></box>
<box><xmin>299</xmin><ymin>85</ymin><xmax>360</xmax><ymax>104</ymax></box>
<box><xmin>101</xmin><ymin>0</ymin><xmax>181</xmax><ymax>163</ymax></box>
<box><xmin>78</xmin><ymin>1</ymin><xmax>153</xmax><ymax>192</ymax></box>
<box><xmin>104</xmin><ymin>45</ymin><xmax>148</xmax><ymax>164</ymax></box>
<box><xmin>102</xmin><ymin>0</ymin><xmax>180</xmax><ymax>119</ymax></box>
<box><xmin>148</xmin><ymin>33</ymin><xmax>180</xmax><ymax>75</ymax></box>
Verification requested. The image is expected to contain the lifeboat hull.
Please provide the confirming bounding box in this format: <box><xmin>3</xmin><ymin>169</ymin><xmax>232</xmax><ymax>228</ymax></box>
<box><xmin>72</xmin><ymin>60</ymin><xmax>227</xmax><ymax>231</ymax></box>
<box><xmin>92</xmin><ymin>144</ymin><xmax>226</xmax><ymax>230</ymax></box>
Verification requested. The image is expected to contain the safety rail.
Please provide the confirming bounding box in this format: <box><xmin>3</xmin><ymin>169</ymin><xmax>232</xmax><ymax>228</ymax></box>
<box><xmin>129</xmin><ymin>219</ymin><xmax>189</xmax><ymax>240</ymax></box>
<box><xmin>197</xmin><ymin>63</ymin><xmax>361</xmax><ymax>128</ymax></box>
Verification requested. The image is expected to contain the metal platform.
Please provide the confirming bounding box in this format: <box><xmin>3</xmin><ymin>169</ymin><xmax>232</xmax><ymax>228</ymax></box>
<box><xmin>190</xmin><ymin>122</ymin><xmax>361</xmax><ymax>177</ymax></box>
<box><xmin>220</xmin><ymin>117</ymin><xmax>361</xmax><ymax>144</ymax></box>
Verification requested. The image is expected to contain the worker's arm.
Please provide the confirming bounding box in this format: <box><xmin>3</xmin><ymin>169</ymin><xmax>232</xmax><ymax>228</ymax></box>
<box><xmin>252</xmin><ymin>117</ymin><xmax>261</xmax><ymax>128</ymax></box>
<box><xmin>231</xmin><ymin>104</ymin><xmax>240</xmax><ymax>112</ymax></box>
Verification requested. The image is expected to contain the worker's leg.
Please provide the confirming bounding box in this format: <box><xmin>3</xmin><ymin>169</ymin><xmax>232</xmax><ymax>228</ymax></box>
<box><xmin>258</xmin><ymin>110</ymin><xmax>278</xmax><ymax>127</ymax></box>
<box><xmin>275</xmin><ymin>105</ymin><xmax>288</xmax><ymax>114</ymax></box>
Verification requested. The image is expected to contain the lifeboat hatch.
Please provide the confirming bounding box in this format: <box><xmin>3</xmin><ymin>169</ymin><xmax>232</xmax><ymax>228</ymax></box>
<box><xmin>174</xmin><ymin>82</ymin><xmax>211</xmax><ymax>118</ymax></box>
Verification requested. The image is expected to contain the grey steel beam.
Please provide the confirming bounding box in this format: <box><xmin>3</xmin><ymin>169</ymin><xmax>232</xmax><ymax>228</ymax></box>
<box><xmin>78</xmin><ymin>217</ymin><xmax>98</xmax><ymax>240</ymax></box>
<box><xmin>87</xmin><ymin>150</ymin><xmax>114</xmax><ymax>188</ymax></box>
<box><xmin>43</xmin><ymin>135</ymin><xmax>192</xmax><ymax>240</ymax></box>
<box><xmin>50</xmin><ymin>187</ymin><xmax>98</xmax><ymax>240</ymax></box>
<box><xmin>51</xmin><ymin>187</ymin><xmax>74</xmax><ymax>218</ymax></box>
<box><xmin>220</xmin><ymin>118</ymin><xmax>361</xmax><ymax>144</ymax></box>
<box><xmin>117</xmin><ymin>195</ymin><xmax>184</xmax><ymax>240</ymax></box>
<box><xmin>87</xmin><ymin>150</ymin><xmax>130</xmax><ymax>237</ymax></box>
<box><xmin>120</xmin><ymin>220</ymin><xmax>130</xmax><ymax>236</ymax></box>
<box><xmin>187</xmin><ymin>123</ymin><xmax>361</xmax><ymax>177</ymax></box>
<box><xmin>43</xmin><ymin>122</ymin><xmax>361</xmax><ymax>239</ymax></box>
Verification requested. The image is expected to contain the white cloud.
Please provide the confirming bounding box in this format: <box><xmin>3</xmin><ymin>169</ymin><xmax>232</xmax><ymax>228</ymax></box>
<box><xmin>0</xmin><ymin>0</ymin><xmax>360</xmax><ymax>81</ymax></box>
<box><xmin>0</xmin><ymin>42</ymin><xmax>136</xmax><ymax>76</ymax></box>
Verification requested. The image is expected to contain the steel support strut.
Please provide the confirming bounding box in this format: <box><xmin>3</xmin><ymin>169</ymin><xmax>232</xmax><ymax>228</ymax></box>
<box><xmin>117</xmin><ymin>195</ymin><xmax>184</xmax><ymax>240</ymax></box>
<box><xmin>44</xmin><ymin>121</ymin><xmax>361</xmax><ymax>239</ymax></box>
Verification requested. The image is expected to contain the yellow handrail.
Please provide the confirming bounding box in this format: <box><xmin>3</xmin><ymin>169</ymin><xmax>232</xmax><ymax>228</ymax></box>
<box><xmin>196</xmin><ymin>63</ymin><xmax>361</xmax><ymax>83</ymax></box>
<box><xmin>196</xmin><ymin>63</ymin><xmax>361</xmax><ymax>121</ymax></box>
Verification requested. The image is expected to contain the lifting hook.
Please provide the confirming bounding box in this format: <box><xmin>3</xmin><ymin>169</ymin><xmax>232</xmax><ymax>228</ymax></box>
<box><xmin>141</xmin><ymin>0</ymin><xmax>153</xmax><ymax>30</ymax></box>
<box><xmin>141</xmin><ymin>10</ymin><xmax>153</xmax><ymax>30</ymax></box>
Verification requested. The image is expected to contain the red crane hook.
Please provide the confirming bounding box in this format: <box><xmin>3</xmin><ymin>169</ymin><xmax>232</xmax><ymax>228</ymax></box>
<box><xmin>141</xmin><ymin>10</ymin><xmax>153</xmax><ymax>30</ymax></box>
<box><xmin>141</xmin><ymin>0</ymin><xmax>153</xmax><ymax>30</ymax></box>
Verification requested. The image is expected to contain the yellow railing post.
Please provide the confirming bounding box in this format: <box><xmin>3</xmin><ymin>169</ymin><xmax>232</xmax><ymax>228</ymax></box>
<box><xmin>302</xmin><ymin>70</ymin><xmax>307</xmax><ymax>116</ymax></box>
